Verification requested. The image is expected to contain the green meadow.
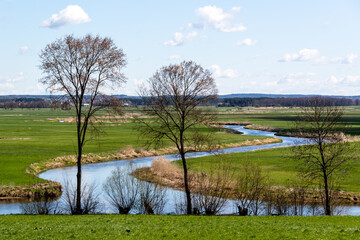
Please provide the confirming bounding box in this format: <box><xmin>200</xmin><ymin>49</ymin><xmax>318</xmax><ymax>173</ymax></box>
<box><xmin>0</xmin><ymin>108</ymin><xmax>270</xmax><ymax>186</ymax></box>
<box><xmin>179</xmin><ymin>144</ymin><xmax>360</xmax><ymax>192</ymax></box>
<box><xmin>0</xmin><ymin>215</ymin><xmax>359</xmax><ymax>239</ymax></box>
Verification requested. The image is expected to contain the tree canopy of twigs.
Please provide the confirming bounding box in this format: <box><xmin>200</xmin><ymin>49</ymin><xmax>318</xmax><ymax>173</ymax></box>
<box><xmin>291</xmin><ymin>97</ymin><xmax>355</xmax><ymax>215</ymax></box>
<box><xmin>39</xmin><ymin>34</ymin><xmax>126</xmax><ymax>214</ymax></box>
<box><xmin>137</xmin><ymin>60</ymin><xmax>218</xmax><ymax>214</ymax></box>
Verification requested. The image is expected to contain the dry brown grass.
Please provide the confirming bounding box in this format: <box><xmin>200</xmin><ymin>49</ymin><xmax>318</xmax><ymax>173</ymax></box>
<box><xmin>0</xmin><ymin>181</ymin><xmax>62</xmax><ymax>200</ymax></box>
<box><xmin>48</xmin><ymin>113</ymin><xmax>151</xmax><ymax>123</ymax></box>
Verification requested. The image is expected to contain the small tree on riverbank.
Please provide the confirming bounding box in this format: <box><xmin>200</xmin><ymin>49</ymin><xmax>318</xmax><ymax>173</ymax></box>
<box><xmin>291</xmin><ymin>97</ymin><xmax>355</xmax><ymax>215</ymax></box>
<box><xmin>137</xmin><ymin>61</ymin><xmax>218</xmax><ymax>214</ymax></box>
<box><xmin>39</xmin><ymin>35</ymin><xmax>126</xmax><ymax>214</ymax></box>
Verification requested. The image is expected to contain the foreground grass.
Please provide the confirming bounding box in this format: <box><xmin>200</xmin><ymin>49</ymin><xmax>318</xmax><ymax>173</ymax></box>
<box><xmin>0</xmin><ymin>215</ymin><xmax>359</xmax><ymax>239</ymax></box>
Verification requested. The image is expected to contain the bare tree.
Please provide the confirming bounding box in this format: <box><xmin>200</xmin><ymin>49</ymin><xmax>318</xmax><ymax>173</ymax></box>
<box><xmin>291</xmin><ymin>97</ymin><xmax>354</xmax><ymax>215</ymax></box>
<box><xmin>103</xmin><ymin>166</ymin><xmax>140</xmax><ymax>214</ymax></box>
<box><xmin>39</xmin><ymin>35</ymin><xmax>126</xmax><ymax>214</ymax></box>
<box><xmin>138</xmin><ymin>61</ymin><xmax>217</xmax><ymax>214</ymax></box>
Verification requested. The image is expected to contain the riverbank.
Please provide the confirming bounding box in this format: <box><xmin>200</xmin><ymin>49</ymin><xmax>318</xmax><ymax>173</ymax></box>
<box><xmin>0</xmin><ymin>135</ymin><xmax>281</xmax><ymax>200</ymax></box>
<box><xmin>133</xmin><ymin>158</ymin><xmax>360</xmax><ymax>205</ymax></box>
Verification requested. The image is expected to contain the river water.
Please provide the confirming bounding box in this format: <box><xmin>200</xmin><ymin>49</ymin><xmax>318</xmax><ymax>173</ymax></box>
<box><xmin>1</xmin><ymin>125</ymin><xmax>359</xmax><ymax>215</ymax></box>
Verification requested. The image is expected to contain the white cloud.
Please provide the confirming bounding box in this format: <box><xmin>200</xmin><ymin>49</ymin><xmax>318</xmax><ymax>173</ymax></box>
<box><xmin>169</xmin><ymin>54</ymin><xmax>181</xmax><ymax>60</ymax></box>
<box><xmin>209</xmin><ymin>65</ymin><xmax>238</xmax><ymax>78</ymax></box>
<box><xmin>163</xmin><ymin>31</ymin><xmax>197</xmax><ymax>46</ymax></box>
<box><xmin>330</xmin><ymin>53</ymin><xmax>358</xmax><ymax>64</ymax></box>
<box><xmin>329</xmin><ymin>75</ymin><xmax>360</xmax><ymax>85</ymax></box>
<box><xmin>196</xmin><ymin>5</ymin><xmax>246</xmax><ymax>32</ymax></box>
<box><xmin>19</xmin><ymin>46</ymin><xmax>29</xmax><ymax>54</ymax></box>
<box><xmin>236</xmin><ymin>38</ymin><xmax>258</xmax><ymax>46</ymax></box>
<box><xmin>0</xmin><ymin>72</ymin><xmax>25</xmax><ymax>83</ymax></box>
<box><xmin>279</xmin><ymin>49</ymin><xmax>320</xmax><ymax>62</ymax></box>
<box><xmin>277</xmin><ymin>72</ymin><xmax>315</xmax><ymax>84</ymax></box>
<box><xmin>0</xmin><ymin>82</ymin><xmax>15</xmax><ymax>92</ymax></box>
<box><xmin>41</xmin><ymin>5</ymin><xmax>91</xmax><ymax>29</ymax></box>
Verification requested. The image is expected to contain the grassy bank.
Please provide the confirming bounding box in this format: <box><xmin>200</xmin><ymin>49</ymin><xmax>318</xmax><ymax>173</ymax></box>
<box><xmin>175</xmin><ymin>145</ymin><xmax>360</xmax><ymax>193</ymax></box>
<box><xmin>0</xmin><ymin>215</ymin><xmax>359</xmax><ymax>239</ymax></box>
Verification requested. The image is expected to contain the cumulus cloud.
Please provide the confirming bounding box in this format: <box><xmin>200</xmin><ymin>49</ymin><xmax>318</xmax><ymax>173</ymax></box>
<box><xmin>236</xmin><ymin>38</ymin><xmax>258</xmax><ymax>46</ymax></box>
<box><xmin>163</xmin><ymin>32</ymin><xmax>197</xmax><ymax>46</ymax></box>
<box><xmin>209</xmin><ymin>65</ymin><xmax>238</xmax><ymax>78</ymax></box>
<box><xmin>41</xmin><ymin>5</ymin><xmax>91</xmax><ymax>29</ymax></box>
<box><xmin>279</xmin><ymin>49</ymin><xmax>320</xmax><ymax>62</ymax></box>
<box><xmin>196</xmin><ymin>5</ymin><xmax>246</xmax><ymax>32</ymax></box>
<box><xmin>169</xmin><ymin>54</ymin><xmax>181</xmax><ymax>60</ymax></box>
<box><xmin>19</xmin><ymin>46</ymin><xmax>29</xmax><ymax>54</ymax></box>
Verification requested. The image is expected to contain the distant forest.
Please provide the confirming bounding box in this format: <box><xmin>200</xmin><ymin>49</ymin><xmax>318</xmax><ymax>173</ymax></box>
<box><xmin>0</xmin><ymin>96</ymin><xmax>358</xmax><ymax>109</ymax></box>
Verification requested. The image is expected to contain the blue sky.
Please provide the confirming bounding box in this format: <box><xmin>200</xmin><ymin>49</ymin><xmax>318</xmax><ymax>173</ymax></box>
<box><xmin>1</xmin><ymin>0</ymin><xmax>360</xmax><ymax>96</ymax></box>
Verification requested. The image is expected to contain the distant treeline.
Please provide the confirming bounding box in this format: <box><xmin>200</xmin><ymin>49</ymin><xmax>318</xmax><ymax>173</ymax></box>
<box><xmin>215</xmin><ymin>97</ymin><xmax>358</xmax><ymax>107</ymax></box>
<box><xmin>0</xmin><ymin>96</ymin><xmax>359</xmax><ymax>109</ymax></box>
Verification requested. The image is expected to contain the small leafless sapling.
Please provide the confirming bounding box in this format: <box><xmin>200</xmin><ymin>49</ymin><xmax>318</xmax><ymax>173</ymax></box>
<box><xmin>103</xmin><ymin>166</ymin><xmax>140</xmax><ymax>214</ymax></box>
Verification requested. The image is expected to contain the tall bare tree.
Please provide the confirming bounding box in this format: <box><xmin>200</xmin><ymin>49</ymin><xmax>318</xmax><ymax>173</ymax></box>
<box><xmin>138</xmin><ymin>61</ymin><xmax>218</xmax><ymax>214</ymax></box>
<box><xmin>291</xmin><ymin>97</ymin><xmax>354</xmax><ymax>215</ymax></box>
<box><xmin>39</xmin><ymin>35</ymin><xmax>126</xmax><ymax>214</ymax></box>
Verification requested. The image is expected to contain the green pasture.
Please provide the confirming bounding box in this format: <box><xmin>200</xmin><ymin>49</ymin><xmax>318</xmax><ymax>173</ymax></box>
<box><xmin>0</xmin><ymin>215</ymin><xmax>359</xmax><ymax>239</ymax></box>
<box><xmin>0</xmin><ymin>108</ymin><xmax>270</xmax><ymax>186</ymax></box>
<box><xmin>177</xmin><ymin>143</ymin><xmax>360</xmax><ymax>192</ymax></box>
<box><xmin>217</xmin><ymin>106</ymin><xmax>360</xmax><ymax>135</ymax></box>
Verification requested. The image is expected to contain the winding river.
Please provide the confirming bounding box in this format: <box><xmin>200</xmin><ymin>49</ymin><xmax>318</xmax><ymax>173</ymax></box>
<box><xmin>1</xmin><ymin>125</ymin><xmax>360</xmax><ymax>215</ymax></box>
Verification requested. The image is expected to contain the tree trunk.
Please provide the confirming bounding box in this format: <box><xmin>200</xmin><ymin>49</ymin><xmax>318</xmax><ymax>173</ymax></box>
<box><xmin>75</xmin><ymin>116</ymin><xmax>82</xmax><ymax>215</ymax></box>
<box><xmin>180</xmin><ymin>151</ymin><xmax>192</xmax><ymax>214</ymax></box>
<box><xmin>324</xmin><ymin>173</ymin><xmax>331</xmax><ymax>215</ymax></box>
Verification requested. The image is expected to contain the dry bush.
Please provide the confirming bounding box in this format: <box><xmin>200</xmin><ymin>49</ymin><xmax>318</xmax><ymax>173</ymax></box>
<box><xmin>138</xmin><ymin>181</ymin><xmax>167</xmax><ymax>215</ymax></box>
<box><xmin>62</xmin><ymin>180</ymin><xmax>101</xmax><ymax>215</ymax></box>
<box><xmin>103</xmin><ymin>165</ymin><xmax>140</xmax><ymax>214</ymax></box>
<box><xmin>151</xmin><ymin>157</ymin><xmax>183</xmax><ymax>178</ymax></box>
<box><xmin>191</xmin><ymin>160</ymin><xmax>233</xmax><ymax>215</ymax></box>
<box><xmin>21</xmin><ymin>197</ymin><xmax>60</xmax><ymax>215</ymax></box>
<box><xmin>286</xmin><ymin>179</ymin><xmax>308</xmax><ymax>216</ymax></box>
<box><xmin>263</xmin><ymin>187</ymin><xmax>290</xmax><ymax>216</ymax></box>
<box><xmin>234</xmin><ymin>161</ymin><xmax>267</xmax><ymax>216</ymax></box>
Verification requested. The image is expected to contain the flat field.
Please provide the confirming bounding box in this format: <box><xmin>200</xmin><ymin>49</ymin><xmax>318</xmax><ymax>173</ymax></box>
<box><xmin>0</xmin><ymin>215</ymin><xmax>359</xmax><ymax>239</ymax></box>
<box><xmin>0</xmin><ymin>108</ymin><xmax>271</xmax><ymax>186</ymax></box>
<box><xmin>178</xmin><ymin>144</ymin><xmax>360</xmax><ymax>192</ymax></box>
<box><xmin>217</xmin><ymin>106</ymin><xmax>360</xmax><ymax>135</ymax></box>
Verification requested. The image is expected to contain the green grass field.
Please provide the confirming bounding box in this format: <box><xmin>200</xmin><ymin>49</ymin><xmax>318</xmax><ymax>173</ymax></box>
<box><xmin>178</xmin><ymin>144</ymin><xmax>360</xmax><ymax>192</ymax></box>
<box><xmin>0</xmin><ymin>108</ymin><xmax>271</xmax><ymax>186</ymax></box>
<box><xmin>0</xmin><ymin>215</ymin><xmax>359</xmax><ymax>239</ymax></box>
<box><xmin>217</xmin><ymin>106</ymin><xmax>360</xmax><ymax>135</ymax></box>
